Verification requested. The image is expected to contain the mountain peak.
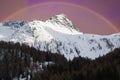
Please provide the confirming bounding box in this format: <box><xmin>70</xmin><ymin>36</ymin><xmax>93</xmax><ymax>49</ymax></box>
<box><xmin>48</xmin><ymin>14</ymin><xmax>79</xmax><ymax>31</ymax></box>
<box><xmin>50</xmin><ymin>14</ymin><xmax>67</xmax><ymax>20</ymax></box>
<box><xmin>0</xmin><ymin>14</ymin><xmax>120</xmax><ymax>60</ymax></box>
<box><xmin>54</xmin><ymin>14</ymin><xmax>67</xmax><ymax>18</ymax></box>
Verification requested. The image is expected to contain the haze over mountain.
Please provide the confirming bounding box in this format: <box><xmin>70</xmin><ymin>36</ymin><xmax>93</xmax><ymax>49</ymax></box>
<box><xmin>0</xmin><ymin>14</ymin><xmax>120</xmax><ymax>60</ymax></box>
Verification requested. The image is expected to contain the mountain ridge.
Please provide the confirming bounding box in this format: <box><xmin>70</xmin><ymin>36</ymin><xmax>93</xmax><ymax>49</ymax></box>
<box><xmin>0</xmin><ymin>14</ymin><xmax>120</xmax><ymax>60</ymax></box>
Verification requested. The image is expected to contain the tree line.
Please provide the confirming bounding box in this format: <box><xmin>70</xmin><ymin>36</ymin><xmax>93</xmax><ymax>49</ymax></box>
<box><xmin>0</xmin><ymin>41</ymin><xmax>120</xmax><ymax>80</ymax></box>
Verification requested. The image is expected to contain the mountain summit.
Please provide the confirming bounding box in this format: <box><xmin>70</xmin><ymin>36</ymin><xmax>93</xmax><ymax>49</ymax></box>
<box><xmin>48</xmin><ymin>14</ymin><xmax>79</xmax><ymax>31</ymax></box>
<box><xmin>0</xmin><ymin>14</ymin><xmax>120</xmax><ymax>60</ymax></box>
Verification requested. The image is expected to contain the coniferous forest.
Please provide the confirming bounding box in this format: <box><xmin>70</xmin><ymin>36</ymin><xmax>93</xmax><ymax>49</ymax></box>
<box><xmin>0</xmin><ymin>41</ymin><xmax>120</xmax><ymax>80</ymax></box>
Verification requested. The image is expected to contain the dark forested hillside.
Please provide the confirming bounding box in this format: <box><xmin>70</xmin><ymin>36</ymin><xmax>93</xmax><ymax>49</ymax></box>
<box><xmin>0</xmin><ymin>41</ymin><xmax>67</xmax><ymax>80</ymax></box>
<box><xmin>0</xmin><ymin>41</ymin><xmax>120</xmax><ymax>80</ymax></box>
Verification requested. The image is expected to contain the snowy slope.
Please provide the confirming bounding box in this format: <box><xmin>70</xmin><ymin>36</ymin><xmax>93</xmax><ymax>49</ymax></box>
<box><xmin>0</xmin><ymin>14</ymin><xmax>120</xmax><ymax>60</ymax></box>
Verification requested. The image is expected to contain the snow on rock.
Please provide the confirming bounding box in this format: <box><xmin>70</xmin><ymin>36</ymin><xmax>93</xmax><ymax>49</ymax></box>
<box><xmin>0</xmin><ymin>14</ymin><xmax>120</xmax><ymax>60</ymax></box>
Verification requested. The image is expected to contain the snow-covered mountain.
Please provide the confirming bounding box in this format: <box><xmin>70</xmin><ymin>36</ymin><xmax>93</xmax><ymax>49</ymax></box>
<box><xmin>0</xmin><ymin>14</ymin><xmax>120</xmax><ymax>60</ymax></box>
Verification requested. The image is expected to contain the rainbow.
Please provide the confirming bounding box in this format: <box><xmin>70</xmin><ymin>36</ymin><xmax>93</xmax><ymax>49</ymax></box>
<box><xmin>3</xmin><ymin>2</ymin><xmax>120</xmax><ymax>32</ymax></box>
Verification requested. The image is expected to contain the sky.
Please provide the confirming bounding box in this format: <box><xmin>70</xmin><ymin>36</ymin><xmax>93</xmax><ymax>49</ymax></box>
<box><xmin>0</xmin><ymin>0</ymin><xmax>120</xmax><ymax>35</ymax></box>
